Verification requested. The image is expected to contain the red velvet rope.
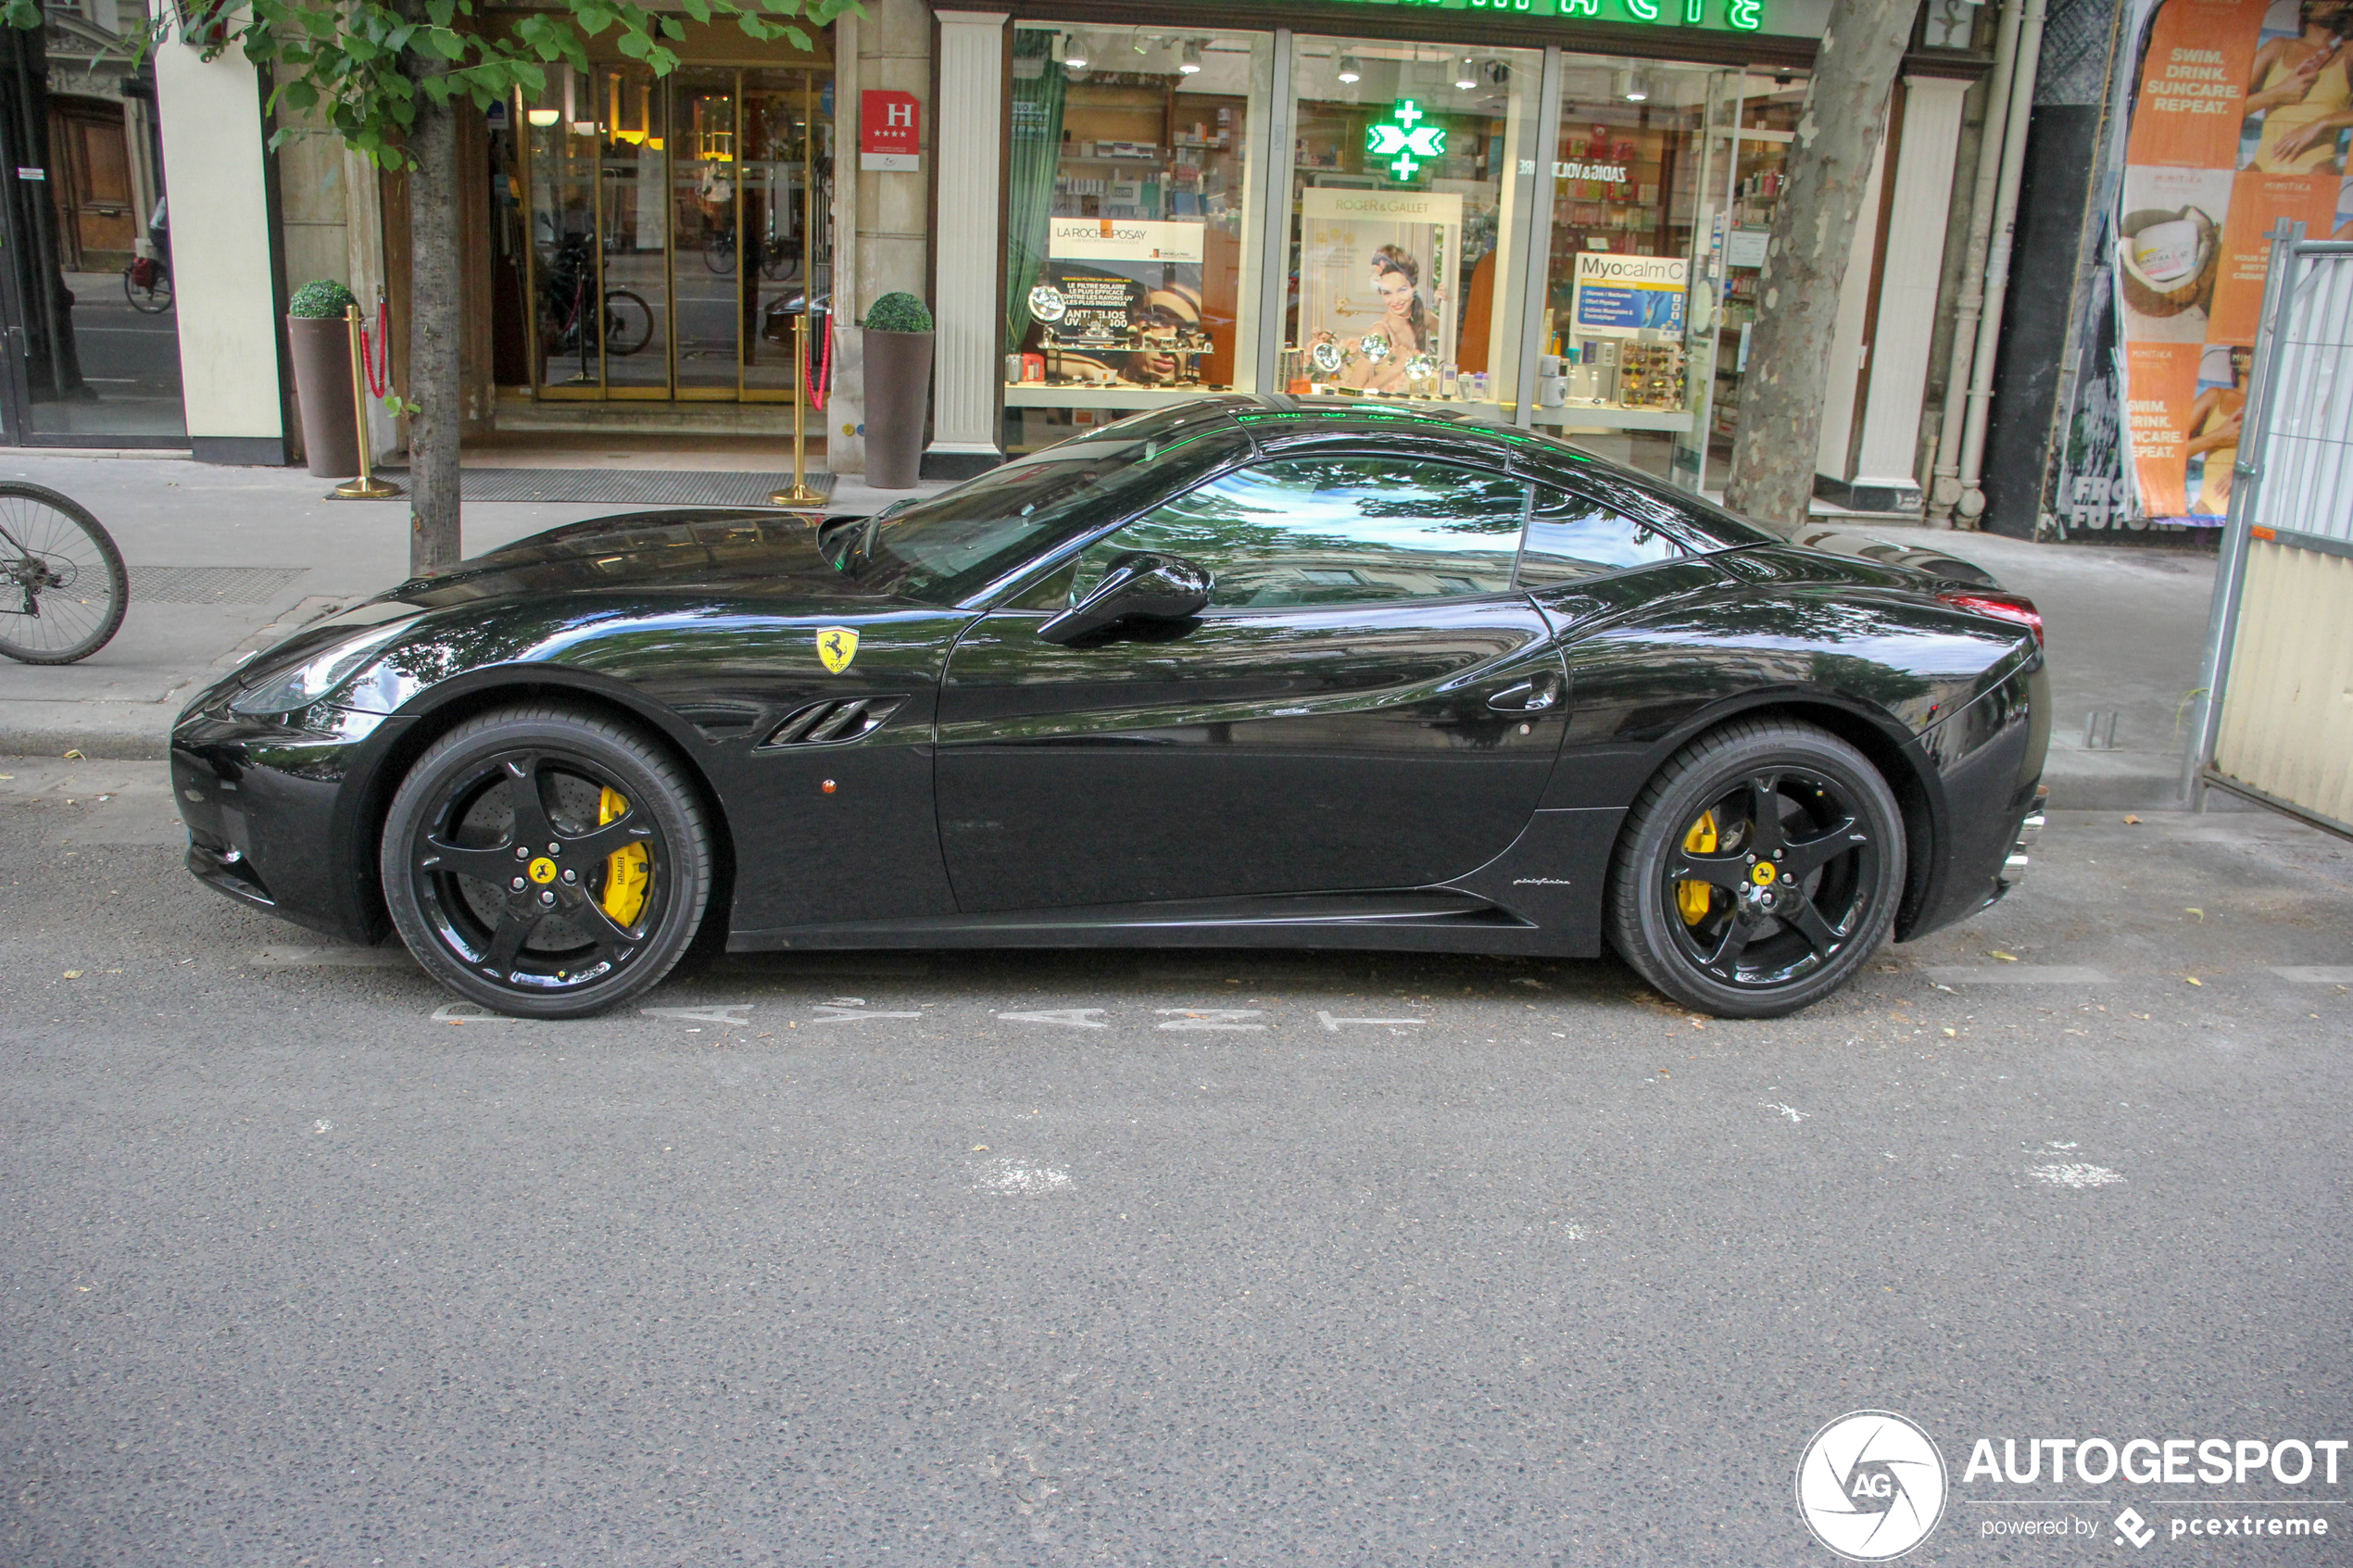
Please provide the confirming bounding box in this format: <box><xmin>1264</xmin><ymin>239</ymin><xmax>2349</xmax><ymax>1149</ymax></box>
<box><xmin>800</xmin><ymin>307</ymin><xmax>833</xmax><ymax>411</ymax></box>
<box><xmin>358</xmin><ymin>301</ymin><xmax>392</xmax><ymax>398</ymax></box>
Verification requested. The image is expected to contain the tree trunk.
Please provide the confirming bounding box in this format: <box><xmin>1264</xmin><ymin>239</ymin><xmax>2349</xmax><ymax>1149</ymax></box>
<box><xmin>1720</xmin><ymin>0</ymin><xmax>1919</xmax><ymax>527</ymax></box>
<box><xmin>405</xmin><ymin>79</ymin><xmax>462</xmax><ymax>574</ymax></box>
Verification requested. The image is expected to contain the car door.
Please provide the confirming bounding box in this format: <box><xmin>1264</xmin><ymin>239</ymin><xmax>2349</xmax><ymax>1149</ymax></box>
<box><xmin>933</xmin><ymin>452</ymin><xmax>1572</xmax><ymax>913</ymax></box>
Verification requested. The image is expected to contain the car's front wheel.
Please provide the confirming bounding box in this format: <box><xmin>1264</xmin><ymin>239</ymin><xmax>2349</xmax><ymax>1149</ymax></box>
<box><xmin>381</xmin><ymin>704</ymin><xmax>712</xmax><ymax>1019</ymax></box>
<box><xmin>1605</xmin><ymin>718</ymin><xmax>1904</xmax><ymax>1019</ymax></box>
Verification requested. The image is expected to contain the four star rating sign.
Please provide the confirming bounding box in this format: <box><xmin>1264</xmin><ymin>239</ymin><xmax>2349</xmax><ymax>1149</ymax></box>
<box><xmin>1365</xmin><ymin>98</ymin><xmax>1445</xmax><ymax>182</ymax></box>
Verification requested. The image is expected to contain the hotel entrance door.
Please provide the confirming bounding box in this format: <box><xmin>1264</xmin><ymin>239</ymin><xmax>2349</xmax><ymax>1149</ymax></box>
<box><xmin>518</xmin><ymin>65</ymin><xmax>832</xmax><ymax>403</ymax></box>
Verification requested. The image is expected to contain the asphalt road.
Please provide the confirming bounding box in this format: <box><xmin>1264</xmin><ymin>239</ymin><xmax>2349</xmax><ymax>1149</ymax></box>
<box><xmin>3</xmin><ymin>759</ymin><xmax>2349</xmax><ymax>1565</ymax></box>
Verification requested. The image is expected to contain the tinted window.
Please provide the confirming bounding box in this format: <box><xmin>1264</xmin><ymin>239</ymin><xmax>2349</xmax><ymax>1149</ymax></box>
<box><xmin>829</xmin><ymin>427</ymin><xmax>1246</xmax><ymax>604</ymax></box>
<box><xmin>1515</xmin><ymin>487</ymin><xmax>1683</xmax><ymax>586</ymax></box>
<box><xmin>1075</xmin><ymin>457</ymin><xmax>1528</xmax><ymax>608</ymax></box>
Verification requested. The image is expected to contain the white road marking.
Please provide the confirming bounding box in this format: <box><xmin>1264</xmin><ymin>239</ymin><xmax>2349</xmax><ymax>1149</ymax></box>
<box><xmin>973</xmin><ymin>1159</ymin><xmax>1072</xmax><ymax>1194</ymax></box>
<box><xmin>811</xmin><ymin>1005</ymin><xmax>922</xmax><ymax>1022</ymax></box>
<box><xmin>998</xmin><ymin>1008</ymin><xmax>1108</xmax><ymax>1028</ymax></box>
<box><xmin>1315</xmin><ymin>1010</ymin><xmax>1426</xmax><ymax>1032</ymax></box>
<box><xmin>2271</xmin><ymin>966</ymin><xmax>2353</xmax><ymax>984</ymax></box>
<box><xmin>2030</xmin><ymin>1162</ymin><xmax>2125</xmax><ymax>1188</ymax></box>
<box><xmin>1922</xmin><ymin>965</ymin><xmax>2112</xmax><ymax>985</ymax></box>
<box><xmin>430</xmin><ymin>1001</ymin><xmax>534</xmax><ymax>1023</ymax></box>
<box><xmin>1762</xmin><ymin>1101</ymin><xmax>1807</xmax><ymax>1123</ymax></box>
<box><xmin>641</xmin><ymin>1004</ymin><xmax>755</xmax><ymax>1026</ymax></box>
<box><xmin>252</xmin><ymin>945</ymin><xmax>414</xmax><ymax>968</ymax></box>
<box><xmin>1155</xmin><ymin>1008</ymin><xmax>1267</xmax><ymax>1031</ymax></box>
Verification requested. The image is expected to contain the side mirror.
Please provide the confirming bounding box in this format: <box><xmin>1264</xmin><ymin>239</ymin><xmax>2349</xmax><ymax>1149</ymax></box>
<box><xmin>1037</xmin><ymin>551</ymin><xmax>1214</xmax><ymax>645</ymax></box>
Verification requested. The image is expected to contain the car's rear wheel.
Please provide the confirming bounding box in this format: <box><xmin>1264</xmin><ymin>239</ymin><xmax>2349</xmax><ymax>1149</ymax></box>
<box><xmin>381</xmin><ymin>705</ymin><xmax>711</xmax><ymax>1019</ymax></box>
<box><xmin>1605</xmin><ymin>718</ymin><xmax>1904</xmax><ymax>1019</ymax></box>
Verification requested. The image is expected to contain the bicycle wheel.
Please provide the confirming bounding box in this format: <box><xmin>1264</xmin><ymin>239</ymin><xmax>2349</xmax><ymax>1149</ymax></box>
<box><xmin>0</xmin><ymin>482</ymin><xmax>130</xmax><ymax>664</ymax></box>
<box><xmin>704</xmin><ymin>229</ymin><xmax>737</xmax><ymax>274</ymax></box>
<box><xmin>603</xmin><ymin>290</ymin><xmax>654</xmax><ymax>357</ymax></box>
<box><xmin>122</xmin><ymin>263</ymin><xmax>173</xmax><ymax>314</ymax></box>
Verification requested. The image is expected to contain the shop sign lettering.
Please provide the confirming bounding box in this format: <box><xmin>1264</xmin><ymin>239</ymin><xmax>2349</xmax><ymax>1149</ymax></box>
<box><xmin>1334</xmin><ymin>0</ymin><xmax>1767</xmax><ymax>33</ymax></box>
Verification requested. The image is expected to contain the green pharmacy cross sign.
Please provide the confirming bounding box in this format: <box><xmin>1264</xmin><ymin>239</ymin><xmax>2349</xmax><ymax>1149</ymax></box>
<box><xmin>1366</xmin><ymin>98</ymin><xmax>1446</xmax><ymax>181</ymax></box>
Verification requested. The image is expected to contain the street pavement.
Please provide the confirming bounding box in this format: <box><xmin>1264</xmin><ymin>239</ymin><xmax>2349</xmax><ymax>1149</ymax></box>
<box><xmin>2</xmin><ymin>758</ymin><xmax>2347</xmax><ymax>1564</ymax></box>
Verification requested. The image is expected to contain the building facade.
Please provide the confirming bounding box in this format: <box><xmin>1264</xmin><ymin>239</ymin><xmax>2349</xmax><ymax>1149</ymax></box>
<box><xmin>1</xmin><ymin>0</ymin><xmax>2011</xmax><ymax>519</ymax></box>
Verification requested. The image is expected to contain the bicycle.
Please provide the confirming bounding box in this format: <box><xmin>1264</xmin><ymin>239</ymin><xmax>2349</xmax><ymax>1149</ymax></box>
<box><xmin>123</xmin><ymin>250</ymin><xmax>172</xmax><ymax>314</ymax></box>
<box><xmin>540</xmin><ymin>235</ymin><xmax>654</xmax><ymax>378</ymax></box>
<box><xmin>0</xmin><ymin>482</ymin><xmax>130</xmax><ymax>664</ymax></box>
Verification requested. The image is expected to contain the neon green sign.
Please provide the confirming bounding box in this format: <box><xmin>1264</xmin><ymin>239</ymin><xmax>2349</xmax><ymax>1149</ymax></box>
<box><xmin>1365</xmin><ymin>98</ymin><xmax>1446</xmax><ymax>181</ymax></box>
<box><xmin>1340</xmin><ymin>0</ymin><xmax>1765</xmax><ymax>33</ymax></box>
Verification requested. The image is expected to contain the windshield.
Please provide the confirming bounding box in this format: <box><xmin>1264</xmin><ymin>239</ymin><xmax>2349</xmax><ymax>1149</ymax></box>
<box><xmin>830</xmin><ymin>424</ymin><xmax>1249</xmax><ymax>604</ymax></box>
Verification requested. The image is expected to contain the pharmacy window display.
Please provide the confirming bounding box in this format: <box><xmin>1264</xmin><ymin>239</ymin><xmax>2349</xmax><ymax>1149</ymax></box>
<box><xmin>1285</xmin><ymin>41</ymin><xmax>1544</xmax><ymax>408</ymax></box>
<box><xmin>1004</xmin><ymin>23</ymin><xmax>1268</xmax><ymax>436</ymax></box>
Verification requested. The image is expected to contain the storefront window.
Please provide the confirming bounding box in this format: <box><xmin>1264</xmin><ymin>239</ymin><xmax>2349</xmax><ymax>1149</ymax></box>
<box><xmin>1284</xmin><ymin>39</ymin><xmax>1541</xmax><ymax>412</ymax></box>
<box><xmin>1003</xmin><ymin>24</ymin><xmax>1270</xmax><ymax>452</ymax></box>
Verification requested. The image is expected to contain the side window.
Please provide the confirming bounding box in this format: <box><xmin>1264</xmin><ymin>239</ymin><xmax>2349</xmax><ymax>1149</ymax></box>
<box><xmin>1072</xmin><ymin>457</ymin><xmax>1528</xmax><ymax>608</ymax></box>
<box><xmin>1515</xmin><ymin>487</ymin><xmax>1683</xmax><ymax>587</ymax></box>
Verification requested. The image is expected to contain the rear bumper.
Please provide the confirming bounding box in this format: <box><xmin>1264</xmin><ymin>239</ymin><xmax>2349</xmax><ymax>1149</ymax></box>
<box><xmin>1900</xmin><ymin>650</ymin><xmax>2050</xmax><ymax>941</ymax></box>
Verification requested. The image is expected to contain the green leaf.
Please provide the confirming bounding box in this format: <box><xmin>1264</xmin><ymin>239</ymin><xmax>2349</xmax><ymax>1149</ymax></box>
<box><xmin>615</xmin><ymin>28</ymin><xmax>649</xmax><ymax>56</ymax></box>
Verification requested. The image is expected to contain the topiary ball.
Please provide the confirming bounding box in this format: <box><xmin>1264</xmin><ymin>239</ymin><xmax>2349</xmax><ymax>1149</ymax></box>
<box><xmin>863</xmin><ymin>292</ymin><xmax>933</xmax><ymax>333</ymax></box>
<box><xmin>289</xmin><ymin>280</ymin><xmax>361</xmax><ymax>320</ymax></box>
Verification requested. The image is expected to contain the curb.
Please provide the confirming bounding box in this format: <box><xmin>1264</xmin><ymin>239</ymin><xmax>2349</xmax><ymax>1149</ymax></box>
<box><xmin>0</xmin><ymin>725</ymin><xmax>171</xmax><ymax>763</ymax></box>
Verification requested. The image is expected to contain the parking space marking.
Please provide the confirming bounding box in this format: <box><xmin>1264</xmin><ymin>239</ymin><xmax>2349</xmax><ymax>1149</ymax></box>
<box><xmin>997</xmin><ymin>1008</ymin><xmax>1108</xmax><ymax>1028</ymax></box>
<box><xmin>1316</xmin><ymin>1010</ymin><xmax>1426</xmax><ymax>1032</ymax></box>
<box><xmin>641</xmin><ymin>1004</ymin><xmax>755</xmax><ymax>1026</ymax></box>
<box><xmin>811</xmin><ymin>1004</ymin><xmax>923</xmax><ymax>1022</ymax></box>
<box><xmin>1922</xmin><ymin>966</ymin><xmax>2113</xmax><ymax>985</ymax></box>
<box><xmin>2271</xmin><ymin>966</ymin><xmax>2353</xmax><ymax>984</ymax></box>
<box><xmin>1156</xmin><ymin>1008</ymin><xmax>1267</xmax><ymax>1031</ymax></box>
<box><xmin>430</xmin><ymin>1002</ymin><xmax>535</xmax><ymax>1023</ymax></box>
<box><xmin>253</xmin><ymin>945</ymin><xmax>414</xmax><ymax>968</ymax></box>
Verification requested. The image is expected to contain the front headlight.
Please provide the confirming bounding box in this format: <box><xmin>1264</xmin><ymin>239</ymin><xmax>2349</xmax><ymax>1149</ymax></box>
<box><xmin>228</xmin><ymin>612</ymin><xmax>425</xmax><ymax>717</ymax></box>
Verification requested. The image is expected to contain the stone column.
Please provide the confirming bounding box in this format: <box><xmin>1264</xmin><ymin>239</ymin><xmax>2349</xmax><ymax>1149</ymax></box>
<box><xmin>925</xmin><ymin>8</ymin><xmax>1007</xmax><ymax>479</ymax></box>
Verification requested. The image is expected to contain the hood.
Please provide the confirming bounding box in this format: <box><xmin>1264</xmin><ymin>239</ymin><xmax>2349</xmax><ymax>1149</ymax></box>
<box><xmin>1780</xmin><ymin>522</ymin><xmax>1999</xmax><ymax>588</ymax></box>
<box><xmin>385</xmin><ymin>508</ymin><xmax>900</xmax><ymax>610</ymax></box>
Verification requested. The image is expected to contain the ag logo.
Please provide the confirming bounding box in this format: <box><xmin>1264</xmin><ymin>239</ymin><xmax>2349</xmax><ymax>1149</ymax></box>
<box><xmin>815</xmin><ymin>625</ymin><xmax>859</xmax><ymax>674</ymax></box>
<box><xmin>1795</xmin><ymin>1411</ymin><xmax>1947</xmax><ymax>1561</ymax></box>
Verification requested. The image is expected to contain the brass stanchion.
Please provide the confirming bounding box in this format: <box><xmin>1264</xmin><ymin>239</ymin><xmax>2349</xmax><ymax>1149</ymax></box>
<box><xmin>770</xmin><ymin>311</ymin><xmax>824</xmax><ymax>508</ymax></box>
<box><xmin>330</xmin><ymin>303</ymin><xmax>399</xmax><ymax>501</ymax></box>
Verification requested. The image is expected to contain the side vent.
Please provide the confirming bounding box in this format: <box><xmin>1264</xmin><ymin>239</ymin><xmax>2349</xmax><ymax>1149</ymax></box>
<box><xmin>672</xmin><ymin>701</ymin><xmax>768</xmax><ymax>742</ymax></box>
<box><xmin>760</xmin><ymin>695</ymin><xmax>907</xmax><ymax>748</ymax></box>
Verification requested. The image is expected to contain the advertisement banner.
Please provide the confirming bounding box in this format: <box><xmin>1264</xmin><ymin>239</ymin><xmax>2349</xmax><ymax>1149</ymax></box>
<box><xmin>1296</xmin><ymin>187</ymin><xmax>1463</xmax><ymax>395</ymax></box>
<box><xmin>1026</xmin><ymin>220</ymin><xmax>1211</xmax><ymax>387</ymax></box>
<box><xmin>2117</xmin><ymin>0</ymin><xmax>2353</xmax><ymax>521</ymax></box>
<box><xmin>1047</xmin><ymin>218</ymin><xmax>1206</xmax><ymax>264</ymax></box>
<box><xmin>1570</xmin><ymin>253</ymin><xmax>1691</xmax><ymax>337</ymax></box>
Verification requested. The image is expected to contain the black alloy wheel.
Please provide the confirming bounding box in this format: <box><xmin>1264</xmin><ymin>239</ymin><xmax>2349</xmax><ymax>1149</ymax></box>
<box><xmin>382</xmin><ymin>705</ymin><xmax>711</xmax><ymax>1019</ymax></box>
<box><xmin>1606</xmin><ymin>718</ymin><xmax>1905</xmax><ymax>1019</ymax></box>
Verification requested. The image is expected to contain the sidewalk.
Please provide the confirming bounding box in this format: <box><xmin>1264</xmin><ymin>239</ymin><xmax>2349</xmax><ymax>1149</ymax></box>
<box><xmin>0</xmin><ymin>450</ymin><xmax>2222</xmax><ymax>808</ymax></box>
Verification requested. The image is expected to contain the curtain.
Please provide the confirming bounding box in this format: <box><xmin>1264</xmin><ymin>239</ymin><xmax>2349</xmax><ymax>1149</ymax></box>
<box><xmin>1003</xmin><ymin>32</ymin><xmax>1065</xmax><ymax>355</ymax></box>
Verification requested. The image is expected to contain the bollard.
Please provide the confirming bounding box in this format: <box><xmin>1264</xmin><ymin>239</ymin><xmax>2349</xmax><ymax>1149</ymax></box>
<box><xmin>771</xmin><ymin>311</ymin><xmax>824</xmax><ymax>509</ymax></box>
<box><xmin>330</xmin><ymin>304</ymin><xmax>400</xmax><ymax>501</ymax></box>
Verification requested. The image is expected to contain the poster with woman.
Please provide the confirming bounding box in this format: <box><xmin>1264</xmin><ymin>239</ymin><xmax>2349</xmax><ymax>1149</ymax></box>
<box><xmin>2115</xmin><ymin>0</ymin><xmax>2346</xmax><ymax>519</ymax></box>
<box><xmin>1295</xmin><ymin>188</ymin><xmax>1462</xmax><ymax>395</ymax></box>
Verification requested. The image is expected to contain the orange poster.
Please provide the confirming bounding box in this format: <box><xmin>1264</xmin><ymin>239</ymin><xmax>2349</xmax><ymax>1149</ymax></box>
<box><xmin>2125</xmin><ymin>342</ymin><xmax>2205</xmax><ymax>516</ymax></box>
<box><xmin>2126</xmin><ymin>0</ymin><xmax>2276</xmax><ymax>169</ymax></box>
<box><xmin>2209</xmin><ymin>169</ymin><xmax>2339</xmax><ymax>339</ymax></box>
<box><xmin>2118</xmin><ymin>0</ymin><xmax>2352</xmax><ymax>520</ymax></box>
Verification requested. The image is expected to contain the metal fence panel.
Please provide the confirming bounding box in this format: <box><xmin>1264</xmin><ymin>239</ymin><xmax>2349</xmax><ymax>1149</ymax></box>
<box><xmin>2185</xmin><ymin>223</ymin><xmax>2353</xmax><ymax>838</ymax></box>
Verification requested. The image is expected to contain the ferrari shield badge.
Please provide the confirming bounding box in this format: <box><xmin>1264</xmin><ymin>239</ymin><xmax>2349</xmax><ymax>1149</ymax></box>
<box><xmin>816</xmin><ymin>626</ymin><xmax>859</xmax><ymax>674</ymax></box>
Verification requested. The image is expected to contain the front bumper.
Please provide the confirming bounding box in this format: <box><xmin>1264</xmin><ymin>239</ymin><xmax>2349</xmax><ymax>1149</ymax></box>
<box><xmin>171</xmin><ymin>698</ymin><xmax>408</xmax><ymax>944</ymax></box>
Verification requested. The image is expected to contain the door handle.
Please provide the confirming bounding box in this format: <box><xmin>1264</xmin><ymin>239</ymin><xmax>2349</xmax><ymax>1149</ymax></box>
<box><xmin>1487</xmin><ymin>672</ymin><xmax>1563</xmax><ymax>712</ymax></box>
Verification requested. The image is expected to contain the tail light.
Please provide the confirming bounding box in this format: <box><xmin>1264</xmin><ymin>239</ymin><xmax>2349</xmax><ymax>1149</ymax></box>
<box><xmin>1937</xmin><ymin>588</ymin><xmax>2043</xmax><ymax>646</ymax></box>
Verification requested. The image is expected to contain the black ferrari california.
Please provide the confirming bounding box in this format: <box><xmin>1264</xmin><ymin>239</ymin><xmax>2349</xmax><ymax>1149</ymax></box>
<box><xmin>170</xmin><ymin>397</ymin><xmax>2047</xmax><ymax>1020</ymax></box>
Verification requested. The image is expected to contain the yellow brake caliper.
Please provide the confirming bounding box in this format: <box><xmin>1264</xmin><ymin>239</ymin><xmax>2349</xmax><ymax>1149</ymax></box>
<box><xmin>1678</xmin><ymin>810</ymin><xmax>1718</xmax><ymax>925</ymax></box>
<box><xmin>598</xmin><ymin>785</ymin><xmax>650</xmax><ymax>926</ymax></box>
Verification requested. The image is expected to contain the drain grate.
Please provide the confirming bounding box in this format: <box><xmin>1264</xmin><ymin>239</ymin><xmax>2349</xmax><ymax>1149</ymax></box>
<box><xmin>447</xmin><ymin>468</ymin><xmax>837</xmax><ymax>507</ymax></box>
<box><xmin>128</xmin><ymin>566</ymin><xmax>310</xmax><ymax>605</ymax></box>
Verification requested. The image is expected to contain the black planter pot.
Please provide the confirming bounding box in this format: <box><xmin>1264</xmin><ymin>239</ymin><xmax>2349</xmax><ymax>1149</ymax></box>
<box><xmin>287</xmin><ymin>315</ymin><xmax>361</xmax><ymax>479</ymax></box>
<box><xmin>862</xmin><ymin>327</ymin><xmax>934</xmax><ymax>490</ymax></box>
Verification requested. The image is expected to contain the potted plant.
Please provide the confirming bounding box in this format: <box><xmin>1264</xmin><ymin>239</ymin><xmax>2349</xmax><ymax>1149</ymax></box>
<box><xmin>862</xmin><ymin>292</ymin><xmax>934</xmax><ymax>489</ymax></box>
<box><xmin>287</xmin><ymin>280</ymin><xmax>362</xmax><ymax>479</ymax></box>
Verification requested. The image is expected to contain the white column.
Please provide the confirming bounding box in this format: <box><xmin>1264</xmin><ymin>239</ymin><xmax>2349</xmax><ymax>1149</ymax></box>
<box><xmin>153</xmin><ymin>27</ymin><xmax>285</xmax><ymax>462</ymax></box>
<box><xmin>1850</xmin><ymin>77</ymin><xmax>1969</xmax><ymax>508</ymax></box>
<box><xmin>927</xmin><ymin>8</ymin><xmax>1007</xmax><ymax>473</ymax></box>
<box><xmin>1810</xmin><ymin>132</ymin><xmax>1887</xmax><ymax>486</ymax></box>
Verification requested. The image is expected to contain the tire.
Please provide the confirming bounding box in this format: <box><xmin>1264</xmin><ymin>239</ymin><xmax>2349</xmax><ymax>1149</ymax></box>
<box><xmin>603</xmin><ymin>289</ymin><xmax>653</xmax><ymax>357</ymax></box>
<box><xmin>0</xmin><ymin>481</ymin><xmax>131</xmax><ymax>664</ymax></box>
<box><xmin>381</xmin><ymin>705</ymin><xmax>713</xmax><ymax>1019</ymax></box>
<box><xmin>1604</xmin><ymin>718</ymin><xmax>1905</xmax><ymax>1020</ymax></box>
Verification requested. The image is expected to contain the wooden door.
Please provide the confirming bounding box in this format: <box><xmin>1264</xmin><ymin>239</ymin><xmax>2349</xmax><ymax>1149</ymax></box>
<box><xmin>47</xmin><ymin>98</ymin><xmax>135</xmax><ymax>270</ymax></box>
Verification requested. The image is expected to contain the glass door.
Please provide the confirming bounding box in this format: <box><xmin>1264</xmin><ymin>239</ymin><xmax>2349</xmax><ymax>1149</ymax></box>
<box><xmin>517</xmin><ymin>65</ymin><xmax>832</xmax><ymax>403</ymax></box>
